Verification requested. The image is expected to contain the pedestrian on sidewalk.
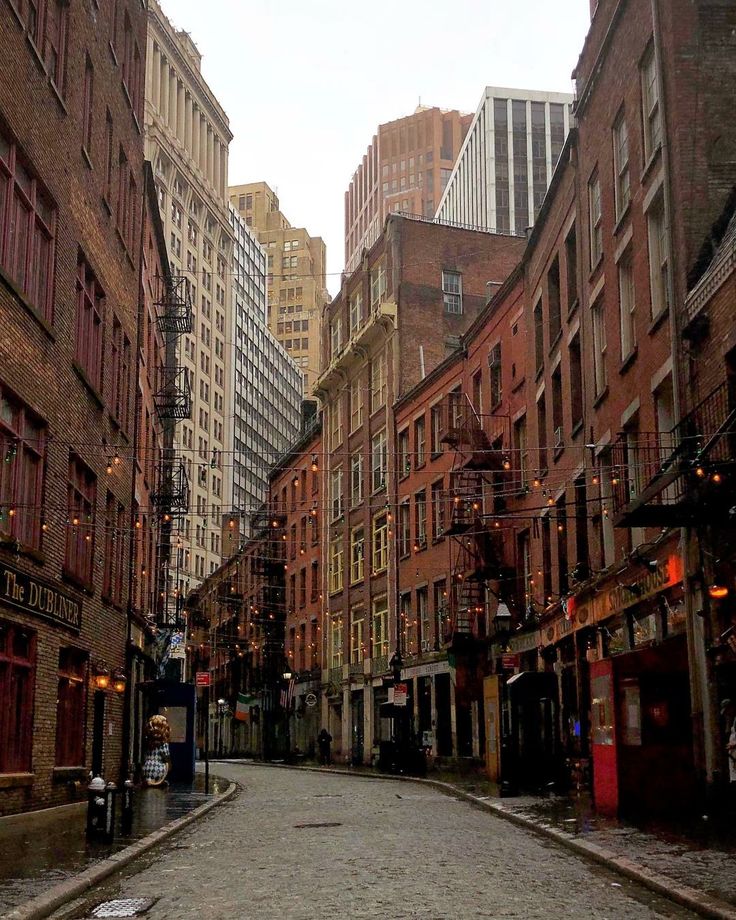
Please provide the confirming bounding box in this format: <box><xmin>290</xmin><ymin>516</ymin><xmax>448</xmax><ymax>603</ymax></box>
<box><xmin>317</xmin><ymin>728</ymin><xmax>332</xmax><ymax>765</ymax></box>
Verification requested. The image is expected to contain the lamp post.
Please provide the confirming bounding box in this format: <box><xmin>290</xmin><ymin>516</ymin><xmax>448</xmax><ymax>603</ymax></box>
<box><xmin>492</xmin><ymin>602</ymin><xmax>514</xmax><ymax>796</ymax></box>
<box><xmin>217</xmin><ymin>697</ymin><xmax>227</xmax><ymax>757</ymax></box>
<box><xmin>389</xmin><ymin>649</ymin><xmax>405</xmax><ymax>772</ymax></box>
<box><xmin>282</xmin><ymin>669</ymin><xmax>293</xmax><ymax>760</ymax></box>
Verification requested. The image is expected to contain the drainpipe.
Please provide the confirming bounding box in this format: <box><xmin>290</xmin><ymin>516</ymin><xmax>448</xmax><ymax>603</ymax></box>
<box><xmin>651</xmin><ymin>0</ymin><xmax>717</xmax><ymax>801</ymax></box>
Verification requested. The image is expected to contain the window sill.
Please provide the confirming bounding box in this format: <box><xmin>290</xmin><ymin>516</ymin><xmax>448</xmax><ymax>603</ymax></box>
<box><xmin>535</xmin><ymin>366</ymin><xmax>544</xmax><ymax>383</ymax></box>
<box><xmin>511</xmin><ymin>375</ymin><xmax>526</xmax><ymax>394</ymax></box>
<box><xmin>641</xmin><ymin>144</ymin><xmax>662</xmax><ymax>185</ymax></box>
<box><xmin>108</xmin><ymin>41</ymin><xmax>118</xmax><ymax>66</ymax></box>
<box><xmin>0</xmin><ymin>773</ymin><xmax>34</xmax><ymax>790</ymax></box>
<box><xmin>593</xmin><ymin>385</ymin><xmax>609</xmax><ymax>410</ymax></box>
<box><xmin>432</xmin><ymin>536</ymin><xmax>445</xmax><ymax>545</ymax></box>
<box><xmin>81</xmin><ymin>147</ymin><xmax>93</xmax><ymax>170</ymax></box>
<box><xmin>548</xmin><ymin>329</ymin><xmax>563</xmax><ymax>355</ymax></box>
<box><xmin>101</xmin><ymin>594</ymin><xmax>123</xmax><ymax>611</ymax></box>
<box><xmin>553</xmin><ymin>445</ymin><xmax>565</xmax><ymax>462</ymax></box>
<box><xmin>101</xmin><ymin>195</ymin><xmax>113</xmax><ymax>217</ymax></box>
<box><xmin>648</xmin><ymin>307</ymin><xmax>669</xmax><ymax>335</ymax></box>
<box><xmin>0</xmin><ymin>264</ymin><xmax>56</xmax><ymax>341</ymax></box>
<box><xmin>619</xmin><ymin>347</ymin><xmax>638</xmax><ymax>374</ymax></box>
<box><xmin>430</xmin><ymin>451</ymin><xmax>442</xmax><ymax>462</ymax></box>
<box><xmin>571</xmin><ymin>419</ymin><xmax>584</xmax><ymax>440</ymax></box>
<box><xmin>72</xmin><ymin>362</ymin><xmax>105</xmax><ymax>410</ymax></box>
<box><xmin>612</xmin><ymin>202</ymin><xmax>631</xmax><ymax>236</ymax></box>
<box><xmin>49</xmin><ymin>78</ymin><xmax>68</xmax><ymax>115</ymax></box>
<box><xmin>53</xmin><ymin>766</ymin><xmax>87</xmax><ymax>782</ymax></box>
<box><xmin>566</xmin><ymin>298</ymin><xmax>580</xmax><ymax>322</ymax></box>
<box><xmin>0</xmin><ymin>535</ymin><xmax>45</xmax><ymax>564</ymax></box>
<box><xmin>26</xmin><ymin>34</ymin><xmax>47</xmax><ymax>79</ymax></box>
<box><xmin>371</xmin><ymin>568</ymin><xmax>387</xmax><ymax>577</ymax></box>
<box><xmin>414</xmin><ymin>461</ymin><xmax>426</xmax><ymax>472</ymax></box>
<box><xmin>61</xmin><ymin>566</ymin><xmax>94</xmax><ymax>596</ymax></box>
<box><xmin>588</xmin><ymin>253</ymin><xmax>604</xmax><ymax>280</ymax></box>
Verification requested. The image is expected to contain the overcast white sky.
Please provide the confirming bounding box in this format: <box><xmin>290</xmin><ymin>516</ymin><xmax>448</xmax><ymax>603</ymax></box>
<box><xmin>160</xmin><ymin>0</ymin><xmax>592</xmax><ymax>294</ymax></box>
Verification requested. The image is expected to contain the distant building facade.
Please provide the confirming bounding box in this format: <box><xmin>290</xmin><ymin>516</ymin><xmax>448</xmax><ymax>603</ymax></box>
<box><xmin>344</xmin><ymin>106</ymin><xmax>473</xmax><ymax>274</ymax></box>
<box><xmin>229</xmin><ymin>182</ymin><xmax>327</xmax><ymax>393</ymax></box>
<box><xmin>435</xmin><ymin>87</ymin><xmax>574</xmax><ymax>234</ymax></box>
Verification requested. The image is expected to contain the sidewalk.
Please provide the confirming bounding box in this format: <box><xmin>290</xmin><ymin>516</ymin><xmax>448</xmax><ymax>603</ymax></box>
<box><xmin>0</xmin><ymin>774</ymin><xmax>231</xmax><ymax>918</ymax></box>
<box><xmin>234</xmin><ymin>759</ymin><xmax>736</xmax><ymax>919</ymax></box>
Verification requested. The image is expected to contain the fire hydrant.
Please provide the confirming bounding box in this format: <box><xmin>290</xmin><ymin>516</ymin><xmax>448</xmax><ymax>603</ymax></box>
<box><xmin>103</xmin><ymin>781</ymin><xmax>117</xmax><ymax>843</ymax></box>
<box><xmin>86</xmin><ymin>775</ymin><xmax>106</xmax><ymax>839</ymax></box>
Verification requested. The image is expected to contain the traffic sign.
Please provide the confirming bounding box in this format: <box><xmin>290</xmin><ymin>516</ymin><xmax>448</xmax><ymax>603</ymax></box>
<box><xmin>195</xmin><ymin>672</ymin><xmax>211</xmax><ymax>687</ymax></box>
<box><xmin>501</xmin><ymin>654</ymin><xmax>520</xmax><ymax>670</ymax></box>
<box><xmin>392</xmin><ymin>683</ymin><xmax>408</xmax><ymax>706</ymax></box>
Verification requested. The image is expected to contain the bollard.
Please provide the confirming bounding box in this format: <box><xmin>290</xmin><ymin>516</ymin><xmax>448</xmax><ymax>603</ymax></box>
<box><xmin>121</xmin><ymin>778</ymin><xmax>134</xmax><ymax>834</ymax></box>
<box><xmin>103</xmin><ymin>781</ymin><xmax>117</xmax><ymax>844</ymax></box>
<box><xmin>86</xmin><ymin>776</ymin><xmax>106</xmax><ymax>839</ymax></box>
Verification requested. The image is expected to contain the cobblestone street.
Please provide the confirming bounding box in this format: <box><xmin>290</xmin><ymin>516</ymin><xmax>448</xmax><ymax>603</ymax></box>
<box><xmin>64</xmin><ymin>764</ymin><xmax>701</xmax><ymax>920</ymax></box>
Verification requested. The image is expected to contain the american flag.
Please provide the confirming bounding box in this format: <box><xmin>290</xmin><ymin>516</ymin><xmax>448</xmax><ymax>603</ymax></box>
<box><xmin>280</xmin><ymin>678</ymin><xmax>296</xmax><ymax>710</ymax></box>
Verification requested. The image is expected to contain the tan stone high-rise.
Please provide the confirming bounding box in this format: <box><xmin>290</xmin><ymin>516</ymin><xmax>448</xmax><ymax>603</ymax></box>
<box><xmin>344</xmin><ymin>106</ymin><xmax>473</xmax><ymax>274</ymax></box>
<box><xmin>230</xmin><ymin>182</ymin><xmax>327</xmax><ymax>391</ymax></box>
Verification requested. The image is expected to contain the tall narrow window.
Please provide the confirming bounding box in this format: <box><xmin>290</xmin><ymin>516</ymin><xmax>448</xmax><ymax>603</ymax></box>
<box><xmin>372</xmin><ymin>512</ymin><xmax>388</xmax><ymax>572</ymax></box>
<box><xmin>641</xmin><ymin>44</ymin><xmax>662</xmax><ymax>162</ymax></box>
<box><xmin>430</xmin><ymin>404</ymin><xmax>442</xmax><ymax>455</ymax></box>
<box><xmin>350</xmin><ymin>527</ymin><xmax>365</xmax><ymax>584</ymax></box>
<box><xmin>592</xmin><ymin>296</ymin><xmax>607</xmax><ymax>396</ymax></box>
<box><xmin>612</xmin><ymin>112</ymin><xmax>630</xmax><ymax>219</ymax></box>
<box><xmin>618</xmin><ymin>250</ymin><xmax>636</xmax><ymax>360</ymax></box>
<box><xmin>371</xmin><ymin>596</ymin><xmax>389</xmax><ymax>658</ymax></box>
<box><xmin>565</xmin><ymin>224</ymin><xmax>578</xmax><ymax>311</ymax></box>
<box><xmin>330</xmin><ymin>615</ymin><xmax>343</xmax><ymax>668</ymax></box>
<box><xmin>329</xmin><ymin>536</ymin><xmax>344</xmax><ymax>593</ymax></box>
<box><xmin>556</xmin><ymin>497</ymin><xmax>568</xmax><ymax>595</ymax></box>
<box><xmin>104</xmin><ymin>110</ymin><xmax>113</xmax><ymax>200</ymax></box>
<box><xmin>82</xmin><ymin>55</ymin><xmax>94</xmax><ymax>158</ymax></box>
<box><xmin>350</xmin><ymin>606</ymin><xmax>364</xmax><ymax>663</ymax></box>
<box><xmin>0</xmin><ymin>621</ymin><xmax>36</xmax><ymax>772</ymax></box>
<box><xmin>350</xmin><ymin>451</ymin><xmax>363</xmax><ymax>506</ymax></box>
<box><xmin>513</xmin><ymin>415</ymin><xmax>527</xmax><ymax>491</ymax></box>
<box><xmin>414</xmin><ymin>415</ymin><xmax>425</xmax><ymax>467</ymax></box>
<box><xmin>45</xmin><ymin>0</ymin><xmax>69</xmax><ymax>91</ymax></box>
<box><xmin>370</xmin><ymin>351</ymin><xmax>387</xmax><ymax>413</ymax></box>
<box><xmin>66</xmin><ymin>455</ymin><xmax>96</xmax><ymax>586</ymax></box>
<box><xmin>418</xmin><ymin>587</ymin><xmax>430</xmax><ymax>647</ymax></box>
<box><xmin>489</xmin><ymin>343</ymin><xmax>502</xmax><ymax>407</ymax></box>
<box><xmin>588</xmin><ymin>172</ymin><xmax>602</xmax><ymax>268</ymax></box>
<box><xmin>533</xmin><ymin>299</ymin><xmax>544</xmax><ymax>374</ymax></box>
<box><xmin>55</xmin><ymin>648</ymin><xmax>87</xmax><ymax>766</ymax></box>
<box><xmin>647</xmin><ymin>195</ymin><xmax>670</xmax><ymax>321</ymax></box>
<box><xmin>568</xmin><ymin>333</ymin><xmax>583</xmax><ymax>430</ymax></box>
<box><xmin>537</xmin><ymin>393</ymin><xmax>548</xmax><ymax>472</ymax></box>
<box><xmin>397</xmin><ymin>428</ymin><xmax>409</xmax><ymax>478</ymax></box>
<box><xmin>574</xmin><ymin>477</ymin><xmax>590</xmax><ymax>578</ymax></box>
<box><xmin>442</xmin><ymin>270</ymin><xmax>462</xmax><ymax>314</ymax></box>
<box><xmin>349</xmin><ymin>376</ymin><xmax>363</xmax><ymax>432</ymax></box>
<box><xmin>414</xmin><ymin>489</ymin><xmax>427</xmax><ymax>548</ymax></box>
<box><xmin>548</xmin><ymin>256</ymin><xmax>561</xmax><ymax>343</ymax></box>
<box><xmin>371</xmin><ymin>428</ymin><xmax>387</xmax><ymax>492</ymax></box>
<box><xmin>551</xmin><ymin>366</ymin><xmax>563</xmax><ymax>450</ymax></box>
<box><xmin>398</xmin><ymin>501</ymin><xmax>410</xmax><ymax>557</ymax></box>
<box><xmin>0</xmin><ymin>385</ymin><xmax>45</xmax><ymax>549</ymax></box>
<box><xmin>76</xmin><ymin>256</ymin><xmax>104</xmax><ymax>392</ymax></box>
<box><xmin>431</xmin><ymin>479</ymin><xmax>444</xmax><ymax>540</ymax></box>
<box><xmin>330</xmin><ymin>467</ymin><xmax>343</xmax><ymax>520</ymax></box>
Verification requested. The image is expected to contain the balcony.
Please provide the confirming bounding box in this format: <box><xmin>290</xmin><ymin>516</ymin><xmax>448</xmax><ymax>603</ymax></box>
<box><xmin>155</xmin><ymin>275</ymin><xmax>193</xmax><ymax>336</ymax></box>
<box><xmin>154</xmin><ymin>366</ymin><xmax>192</xmax><ymax>419</ymax></box>
<box><xmin>613</xmin><ymin>382</ymin><xmax>736</xmax><ymax>527</ymax></box>
<box><xmin>151</xmin><ymin>461</ymin><xmax>190</xmax><ymax>518</ymax></box>
<box><xmin>315</xmin><ymin>299</ymin><xmax>397</xmax><ymax>393</ymax></box>
<box><xmin>439</xmin><ymin>393</ymin><xmax>508</xmax><ymax>471</ymax></box>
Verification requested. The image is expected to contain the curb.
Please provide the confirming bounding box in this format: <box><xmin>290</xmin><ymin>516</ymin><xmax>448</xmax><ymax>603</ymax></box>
<box><xmin>3</xmin><ymin>780</ymin><xmax>238</xmax><ymax>920</ymax></box>
<box><xmin>238</xmin><ymin>761</ymin><xmax>736</xmax><ymax>920</ymax></box>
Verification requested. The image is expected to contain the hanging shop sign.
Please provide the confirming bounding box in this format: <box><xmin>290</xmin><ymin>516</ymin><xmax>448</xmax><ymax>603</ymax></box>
<box><xmin>0</xmin><ymin>560</ymin><xmax>81</xmax><ymax>632</ymax></box>
<box><xmin>305</xmin><ymin>692</ymin><xmax>318</xmax><ymax>708</ymax></box>
<box><xmin>544</xmin><ymin>555</ymin><xmax>683</xmax><ymax>645</ymax></box>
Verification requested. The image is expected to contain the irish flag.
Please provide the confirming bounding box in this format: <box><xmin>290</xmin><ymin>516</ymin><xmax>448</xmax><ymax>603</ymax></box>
<box><xmin>235</xmin><ymin>692</ymin><xmax>257</xmax><ymax>722</ymax></box>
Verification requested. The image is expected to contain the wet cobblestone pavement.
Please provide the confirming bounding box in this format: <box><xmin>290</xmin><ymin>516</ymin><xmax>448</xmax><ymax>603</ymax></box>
<box><xmin>60</xmin><ymin>763</ymin><xmax>704</xmax><ymax>920</ymax></box>
<box><xmin>0</xmin><ymin>774</ymin><xmax>228</xmax><ymax>916</ymax></box>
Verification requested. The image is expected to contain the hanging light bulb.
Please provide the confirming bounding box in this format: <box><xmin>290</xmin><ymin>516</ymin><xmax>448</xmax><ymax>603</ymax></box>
<box><xmin>311</xmin><ymin>455</ymin><xmax>318</xmax><ymax>472</ymax></box>
<box><xmin>502</xmin><ymin>457</ymin><xmax>511</xmax><ymax>471</ymax></box>
<box><xmin>106</xmin><ymin>459</ymin><xmax>114</xmax><ymax>475</ymax></box>
<box><xmin>113</xmin><ymin>451</ymin><xmax>121</xmax><ymax>466</ymax></box>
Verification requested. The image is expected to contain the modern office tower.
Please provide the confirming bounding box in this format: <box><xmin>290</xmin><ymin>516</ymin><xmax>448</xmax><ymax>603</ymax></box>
<box><xmin>344</xmin><ymin>106</ymin><xmax>473</xmax><ymax>274</ymax></box>
<box><xmin>226</xmin><ymin>206</ymin><xmax>303</xmax><ymax>547</ymax></box>
<box><xmin>229</xmin><ymin>182</ymin><xmax>328</xmax><ymax>393</ymax></box>
<box><xmin>144</xmin><ymin>0</ymin><xmax>234</xmax><ymax>591</ymax></box>
<box><xmin>435</xmin><ymin>87</ymin><xmax>575</xmax><ymax>234</ymax></box>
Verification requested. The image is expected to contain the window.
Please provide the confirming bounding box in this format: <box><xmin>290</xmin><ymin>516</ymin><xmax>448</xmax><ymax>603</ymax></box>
<box><xmin>329</xmin><ymin>400</ymin><xmax>343</xmax><ymax>450</ymax></box>
<box><xmin>533</xmin><ymin>299</ymin><xmax>544</xmax><ymax>374</ymax></box>
<box><xmin>371</xmin><ymin>428</ymin><xmax>387</xmax><ymax>492</ymax></box>
<box><xmin>556</xmin><ymin>498</ymin><xmax>568</xmax><ymax>595</ymax></box>
<box><xmin>552</xmin><ymin>366</ymin><xmax>563</xmax><ymax>450</ymax></box>
<box><xmin>45</xmin><ymin>0</ymin><xmax>69</xmax><ymax>90</ymax></box>
<box><xmin>513</xmin><ymin>414</ymin><xmax>527</xmax><ymax>491</ymax></box>
<box><xmin>647</xmin><ymin>195</ymin><xmax>670</xmax><ymax>320</ymax></box>
<box><xmin>330</xmin><ymin>467</ymin><xmax>344</xmax><ymax>520</ymax></box>
<box><xmin>0</xmin><ymin>130</ymin><xmax>56</xmax><ymax>322</ymax></box>
<box><xmin>75</xmin><ymin>256</ymin><xmax>104</xmax><ymax>392</ymax></box>
<box><xmin>65</xmin><ymin>455</ymin><xmax>96</xmax><ymax>585</ymax></box>
<box><xmin>417</xmin><ymin>587</ymin><xmax>430</xmax><ymax>647</ymax></box>
<box><xmin>350</xmin><ymin>451</ymin><xmax>363</xmax><ymax>506</ymax></box>
<box><xmin>55</xmin><ymin>648</ymin><xmax>87</xmax><ymax>766</ymax></box>
<box><xmin>330</xmin><ymin>315</ymin><xmax>343</xmax><ymax>359</ymax></box>
<box><xmin>370</xmin><ymin>261</ymin><xmax>386</xmax><ymax>308</ymax></box>
<box><xmin>442</xmin><ymin>270</ymin><xmax>462</xmax><ymax>314</ymax></box>
<box><xmin>587</xmin><ymin>173</ymin><xmax>603</xmax><ymax>272</ymax></box>
<box><xmin>349</xmin><ymin>377</ymin><xmax>363</xmax><ymax>432</ymax></box>
<box><xmin>565</xmin><ymin>224</ymin><xmax>578</xmax><ymax>310</ymax></box>
<box><xmin>618</xmin><ymin>250</ymin><xmax>636</xmax><ymax>360</ymax></box>
<box><xmin>104</xmin><ymin>110</ymin><xmax>114</xmax><ymax>202</ymax></box>
<box><xmin>330</xmin><ymin>615</ymin><xmax>343</xmax><ymax>669</ymax></box>
<box><xmin>433</xmin><ymin>580</ymin><xmax>447</xmax><ymax>641</ymax></box>
<box><xmin>350</xmin><ymin>606</ymin><xmax>365</xmax><ymax>664</ymax></box>
<box><xmin>370</xmin><ymin>351</ymin><xmax>387</xmax><ymax>413</ymax></box>
<box><xmin>592</xmin><ymin>296</ymin><xmax>607</xmax><ymax>396</ymax></box>
<box><xmin>82</xmin><ymin>55</ymin><xmax>94</xmax><ymax>157</ymax></box>
<box><xmin>548</xmin><ymin>256</ymin><xmax>561</xmax><ymax>343</ymax></box>
<box><xmin>537</xmin><ymin>393</ymin><xmax>548</xmax><ymax>472</ymax></box>
<box><xmin>472</xmin><ymin>370</ymin><xmax>482</xmax><ymax>415</ymax></box>
<box><xmin>431</xmin><ymin>479</ymin><xmax>444</xmax><ymax>540</ymax></box>
<box><xmin>371</xmin><ymin>596</ymin><xmax>389</xmax><ymax>658</ymax></box>
<box><xmin>349</xmin><ymin>289</ymin><xmax>363</xmax><ymax>333</ymax></box>
<box><xmin>398</xmin><ymin>500</ymin><xmax>410</xmax><ymax>557</ymax></box>
<box><xmin>0</xmin><ymin>385</ymin><xmax>45</xmax><ymax>549</ymax></box>
<box><xmin>414</xmin><ymin>416</ymin><xmax>425</xmax><ymax>467</ymax></box>
<box><xmin>0</xmin><ymin>621</ymin><xmax>35</xmax><ymax>772</ymax></box>
<box><xmin>109</xmin><ymin>317</ymin><xmax>131</xmax><ymax>431</ymax></box>
<box><xmin>489</xmin><ymin>343</ymin><xmax>502</xmax><ymax>407</ymax></box>
<box><xmin>613</xmin><ymin>112</ymin><xmax>630</xmax><ymax>219</ymax></box>
<box><xmin>641</xmin><ymin>44</ymin><xmax>662</xmax><ymax>162</ymax></box>
<box><xmin>401</xmin><ymin>591</ymin><xmax>414</xmax><ymax>653</ymax></box>
<box><xmin>329</xmin><ymin>535</ymin><xmax>344</xmax><ymax>593</ymax></box>
<box><xmin>397</xmin><ymin>428</ymin><xmax>409</xmax><ymax>477</ymax></box>
<box><xmin>372</xmin><ymin>512</ymin><xmax>388</xmax><ymax>572</ymax></box>
<box><xmin>350</xmin><ymin>526</ymin><xmax>364</xmax><ymax>584</ymax></box>
<box><xmin>414</xmin><ymin>490</ymin><xmax>427</xmax><ymax>548</ymax></box>
<box><xmin>102</xmin><ymin>492</ymin><xmax>125</xmax><ymax>603</ymax></box>
<box><xmin>569</xmin><ymin>333</ymin><xmax>583</xmax><ymax>430</ymax></box>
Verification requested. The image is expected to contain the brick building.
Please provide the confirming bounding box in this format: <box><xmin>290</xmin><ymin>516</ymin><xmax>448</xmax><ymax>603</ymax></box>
<box><xmin>0</xmin><ymin>0</ymin><xmax>147</xmax><ymax>814</ymax></box>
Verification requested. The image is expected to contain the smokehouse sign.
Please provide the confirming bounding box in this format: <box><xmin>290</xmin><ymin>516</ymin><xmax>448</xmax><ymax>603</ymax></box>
<box><xmin>0</xmin><ymin>561</ymin><xmax>82</xmax><ymax>632</ymax></box>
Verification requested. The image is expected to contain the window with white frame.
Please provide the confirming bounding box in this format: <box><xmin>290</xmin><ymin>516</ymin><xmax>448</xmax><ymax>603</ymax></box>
<box><xmin>372</xmin><ymin>512</ymin><xmax>388</xmax><ymax>572</ymax></box>
<box><xmin>350</xmin><ymin>451</ymin><xmax>363</xmax><ymax>505</ymax></box>
<box><xmin>330</xmin><ymin>466</ymin><xmax>344</xmax><ymax>520</ymax></box>
<box><xmin>349</xmin><ymin>377</ymin><xmax>363</xmax><ymax>432</ymax></box>
<box><xmin>641</xmin><ymin>44</ymin><xmax>662</xmax><ymax>162</ymax></box>
<box><xmin>430</xmin><ymin>404</ymin><xmax>442</xmax><ymax>455</ymax></box>
<box><xmin>350</xmin><ymin>605</ymin><xmax>364</xmax><ymax>663</ymax></box>
<box><xmin>397</xmin><ymin>427</ymin><xmax>410</xmax><ymax>477</ymax></box>
<box><xmin>592</xmin><ymin>296</ymin><xmax>607</xmax><ymax>395</ymax></box>
<box><xmin>442</xmin><ymin>270</ymin><xmax>462</xmax><ymax>314</ymax></box>
<box><xmin>415</xmin><ymin>490</ymin><xmax>427</xmax><ymax>547</ymax></box>
<box><xmin>613</xmin><ymin>111</ymin><xmax>630</xmax><ymax>220</ymax></box>
<box><xmin>329</xmin><ymin>535</ymin><xmax>344</xmax><ymax>593</ymax></box>
<box><xmin>370</xmin><ymin>261</ymin><xmax>386</xmax><ymax>309</ymax></box>
<box><xmin>330</xmin><ymin>314</ymin><xmax>343</xmax><ymax>359</ymax></box>
<box><xmin>350</xmin><ymin>526</ymin><xmax>364</xmax><ymax>583</ymax></box>
<box><xmin>371</xmin><ymin>595</ymin><xmax>389</xmax><ymax>658</ymax></box>
<box><xmin>588</xmin><ymin>172</ymin><xmax>602</xmax><ymax>268</ymax></box>
<box><xmin>330</xmin><ymin>615</ymin><xmax>343</xmax><ymax>668</ymax></box>
<box><xmin>618</xmin><ymin>250</ymin><xmax>636</xmax><ymax>360</ymax></box>
<box><xmin>647</xmin><ymin>194</ymin><xmax>670</xmax><ymax>320</ymax></box>
<box><xmin>349</xmin><ymin>289</ymin><xmax>363</xmax><ymax>333</ymax></box>
<box><xmin>370</xmin><ymin>351</ymin><xmax>387</xmax><ymax>413</ymax></box>
<box><xmin>418</xmin><ymin>587</ymin><xmax>430</xmax><ymax>647</ymax></box>
<box><xmin>329</xmin><ymin>399</ymin><xmax>343</xmax><ymax>450</ymax></box>
<box><xmin>371</xmin><ymin>428</ymin><xmax>387</xmax><ymax>492</ymax></box>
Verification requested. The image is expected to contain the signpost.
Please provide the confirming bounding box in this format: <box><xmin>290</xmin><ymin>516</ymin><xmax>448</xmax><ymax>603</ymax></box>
<box><xmin>392</xmin><ymin>683</ymin><xmax>408</xmax><ymax>707</ymax></box>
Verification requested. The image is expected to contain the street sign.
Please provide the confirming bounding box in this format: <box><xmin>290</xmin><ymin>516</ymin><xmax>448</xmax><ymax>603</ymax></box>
<box><xmin>305</xmin><ymin>692</ymin><xmax>318</xmax><ymax>708</ymax></box>
<box><xmin>195</xmin><ymin>672</ymin><xmax>210</xmax><ymax>687</ymax></box>
<box><xmin>501</xmin><ymin>654</ymin><xmax>520</xmax><ymax>670</ymax></box>
<box><xmin>392</xmin><ymin>683</ymin><xmax>408</xmax><ymax>706</ymax></box>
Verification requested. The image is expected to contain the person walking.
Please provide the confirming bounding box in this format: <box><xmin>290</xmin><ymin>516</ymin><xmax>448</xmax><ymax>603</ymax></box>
<box><xmin>317</xmin><ymin>728</ymin><xmax>332</xmax><ymax>765</ymax></box>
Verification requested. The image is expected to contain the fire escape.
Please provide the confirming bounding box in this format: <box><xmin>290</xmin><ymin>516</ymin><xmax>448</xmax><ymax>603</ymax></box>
<box><xmin>152</xmin><ymin>275</ymin><xmax>193</xmax><ymax>627</ymax></box>
<box><xmin>440</xmin><ymin>392</ymin><xmax>508</xmax><ymax>645</ymax></box>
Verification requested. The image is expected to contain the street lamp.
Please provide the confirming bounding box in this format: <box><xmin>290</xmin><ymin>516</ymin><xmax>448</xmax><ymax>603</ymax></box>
<box><xmin>217</xmin><ymin>698</ymin><xmax>227</xmax><ymax>757</ymax></box>
<box><xmin>493</xmin><ymin>602</ymin><xmax>513</xmax><ymax>651</ymax></box>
